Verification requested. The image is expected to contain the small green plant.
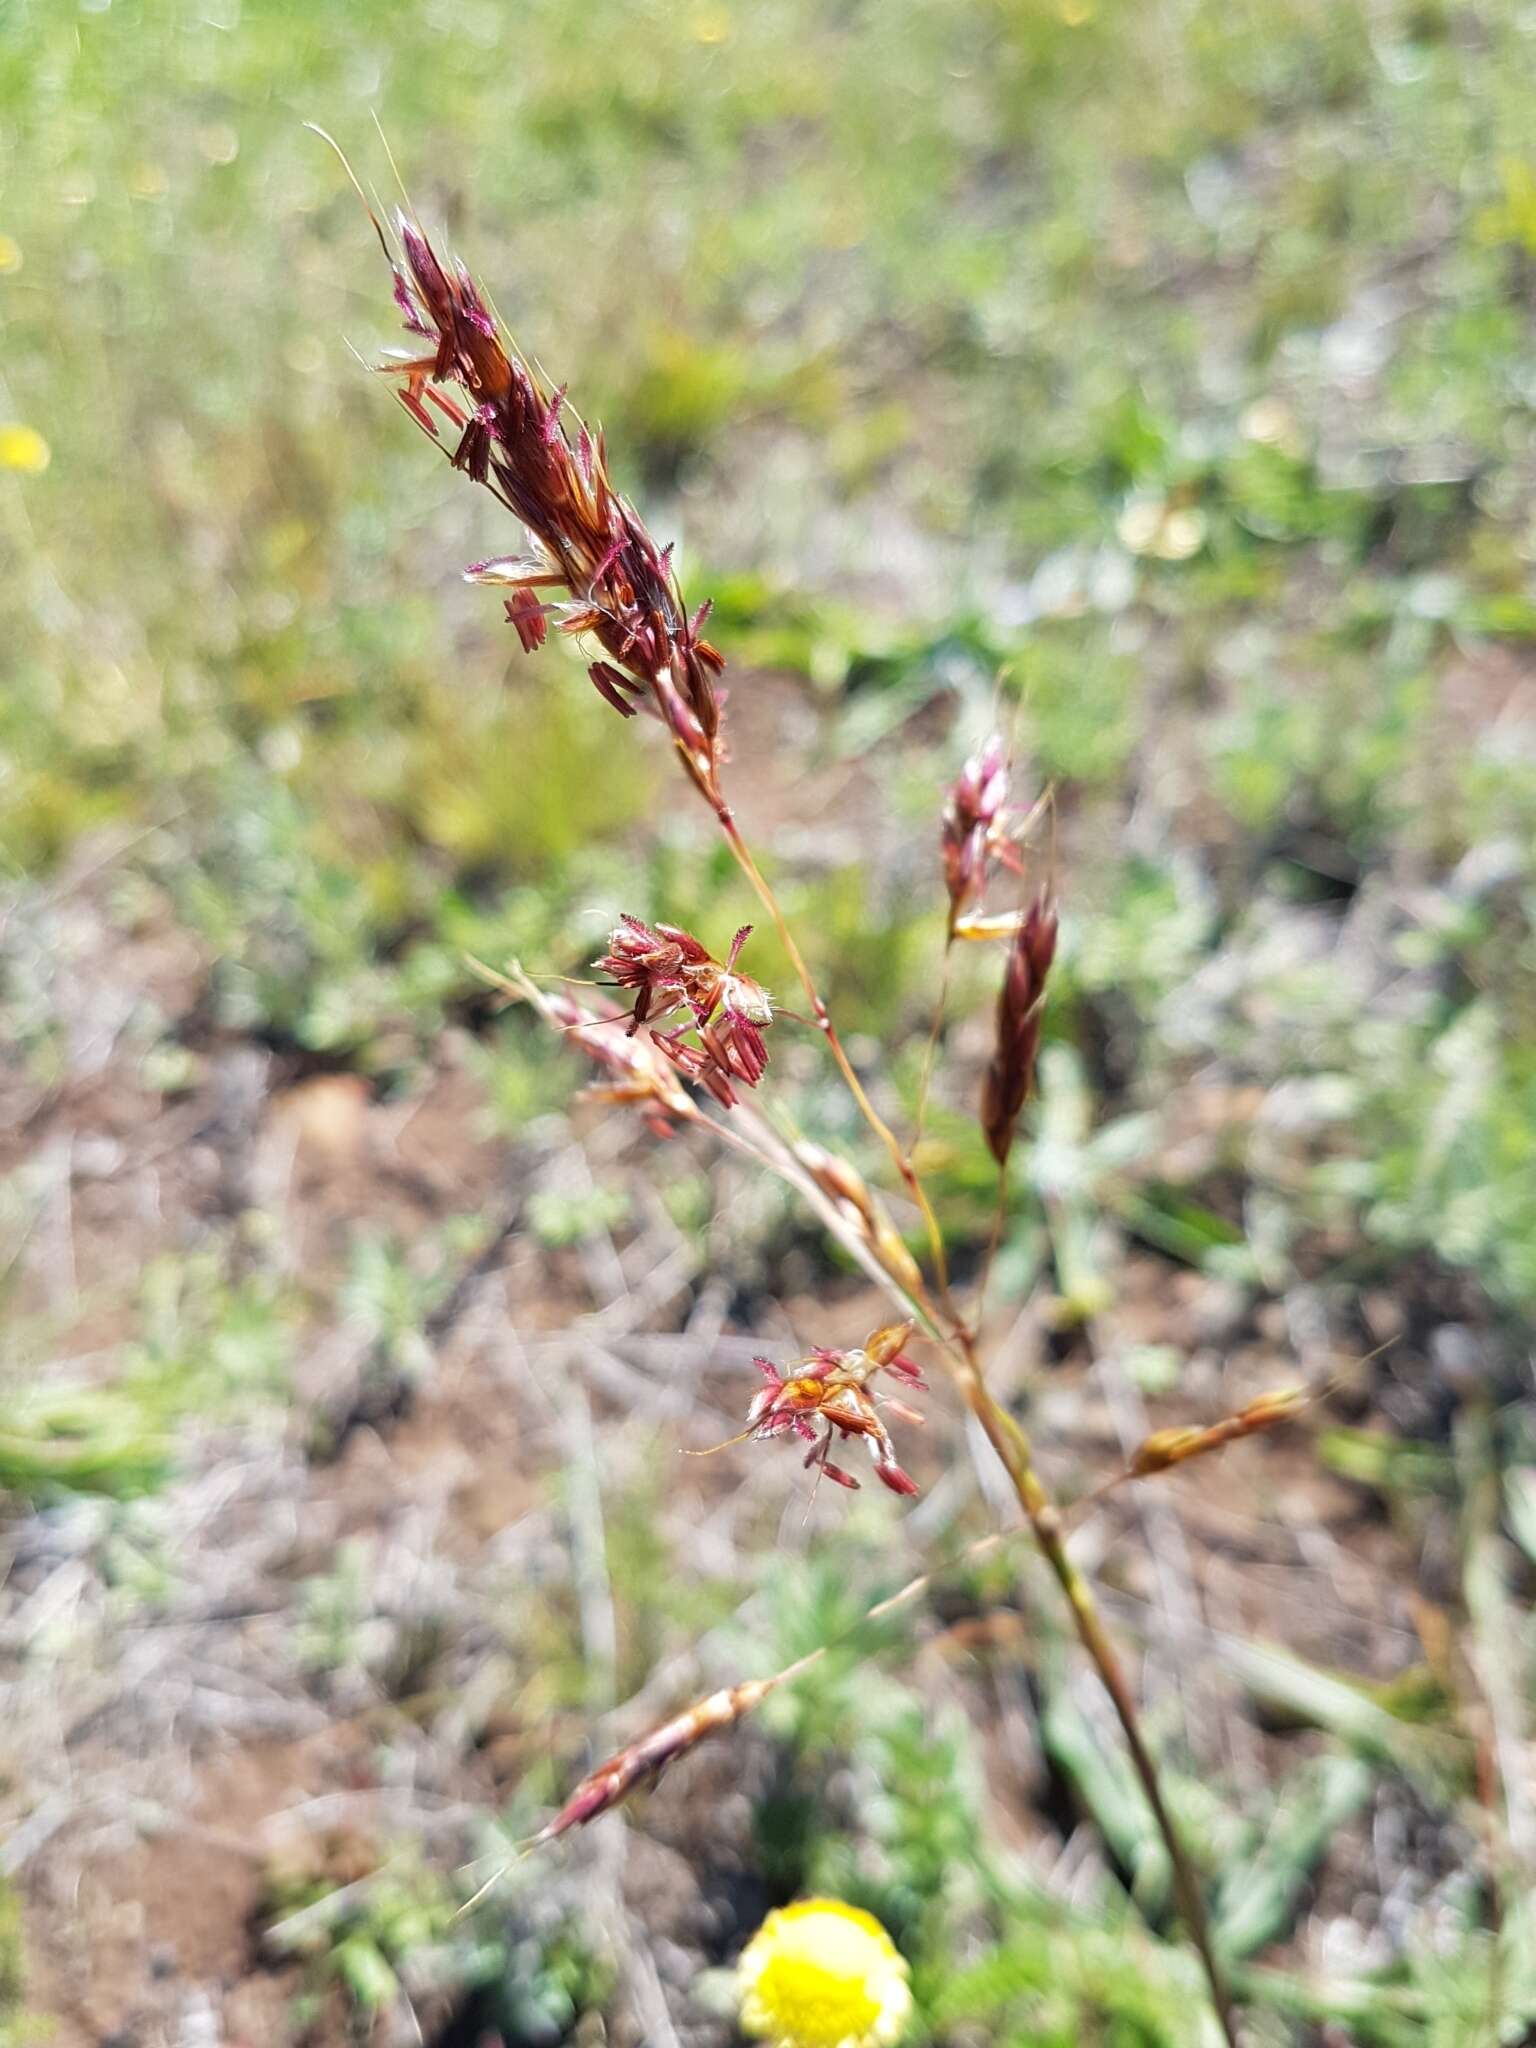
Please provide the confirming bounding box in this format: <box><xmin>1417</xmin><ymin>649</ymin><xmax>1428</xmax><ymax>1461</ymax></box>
<box><xmin>264</xmin><ymin>1848</ymin><xmax>611</xmax><ymax>2042</ymax></box>
<box><xmin>0</xmin><ymin>1881</ymin><xmax>43</xmax><ymax>2048</ymax></box>
<box><xmin>0</xmin><ymin>1246</ymin><xmax>294</xmax><ymax>1505</ymax></box>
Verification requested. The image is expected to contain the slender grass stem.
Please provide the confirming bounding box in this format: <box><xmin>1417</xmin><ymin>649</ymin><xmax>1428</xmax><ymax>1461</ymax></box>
<box><xmin>912</xmin><ymin>942</ymin><xmax>955</xmax><ymax>1153</ymax></box>
<box><xmin>707</xmin><ymin>805</ymin><xmax>1238</xmax><ymax>2046</ymax></box>
<box><xmin>972</xmin><ymin>1164</ymin><xmax>1010</xmax><ymax>1337</ymax></box>
<box><xmin>722</xmin><ymin>1110</ymin><xmax>1239</xmax><ymax>2042</ymax></box>
<box><xmin>715</xmin><ymin>809</ymin><xmax>956</xmax><ymax>1308</ymax></box>
<box><xmin>935</xmin><ymin>1324</ymin><xmax>1238</xmax><ymax>2047</ymax></box>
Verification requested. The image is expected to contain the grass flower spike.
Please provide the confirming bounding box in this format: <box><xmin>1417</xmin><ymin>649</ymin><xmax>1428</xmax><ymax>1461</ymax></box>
<box><xmin>940</xmin><ymin>732</ymin><xmax>1013</xmax><ymax>937</ymax></box>
<box><xmin>738</xmin><ymin>1900</ymin><xmax>912</xmax><ymax>2048</ymax></box>
<box><xmin>595</xmin><ymin>915</ymin><xmax>773</xmax><ymax>1103</ymax></box>
<box><xmin>979</xmin><ymin>889</ymin><xmax>1058</xmax><ymax>1168</ymax></box>
<box><xmin>381</xmin><ymin>210</ymin><xmax>728</xmax><ymax>805</ymax></box>
<box><xmin>740</xmin><ymin>1321</ymin><xmax>925</xmax><ymax>1496</ymax></box>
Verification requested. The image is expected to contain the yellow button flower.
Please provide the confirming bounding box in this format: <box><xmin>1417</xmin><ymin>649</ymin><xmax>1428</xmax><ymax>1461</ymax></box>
<box><xmin>738</xmin><ymin>1899</ymin><xmax>912</xmax><ymax>2048</ymax></box>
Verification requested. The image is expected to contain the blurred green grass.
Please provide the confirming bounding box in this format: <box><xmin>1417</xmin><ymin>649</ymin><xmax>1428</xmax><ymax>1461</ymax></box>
<box><xmin>5</xmin><ymin>0</ymin><xmax>1535</xmax><ymax>875</ymax></box>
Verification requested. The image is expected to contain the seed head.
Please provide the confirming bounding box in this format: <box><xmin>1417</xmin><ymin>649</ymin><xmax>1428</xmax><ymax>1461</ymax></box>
<box><xmin>941</xmin><ymin>733</ymin><xmax>1015</xmax><ymax>936</ymax></box>
<box><xmin>1126</xmin><ymin>1386</ymin><xmax>1308</xmax><ymax>1478</ymax></box>
<box><xmin>742</xmin><ymin>1323</ymin><xmax>925</xmax><ymax>1497</ymax></box>
<box><xmin>382</xmin><ymin>218</ymin><xmax>728</xmax><ymax>802</ymax></box>
<box><xmin>534</xmin><ymin>1676</ymin><xmax>778</xmax><ymax>1845</ymax></box>
<box><xmin>595</xmin><ymin>916</ymin><xmax>774</xmax><ymax>1106</ymax></box>
<box><xmin>979</xmin><ymin>890</ymin><xmax>1058</xmax><ymax>1168</ymax></box>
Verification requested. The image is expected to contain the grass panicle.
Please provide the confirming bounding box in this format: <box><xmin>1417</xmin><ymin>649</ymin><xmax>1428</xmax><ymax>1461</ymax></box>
<box><xmin>364</xmin><ymin>201</ymin><xmax>1490</xmax><ymax>2048</ymax></box>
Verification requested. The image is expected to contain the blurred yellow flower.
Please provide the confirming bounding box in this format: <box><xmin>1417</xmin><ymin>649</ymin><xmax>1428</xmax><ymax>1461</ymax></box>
<box><xmin>738</xmin><ymin>1899</ymin><xmax>912</xmax><ymax>2048</ymax></box>
<box><xmin>0</xmin><ymin>424</ymin><xmax>50</xmax><ymax>473</ymax></box>
<box><xmin>0</xmin><ymin>234</ymin><xmax>21</xmax><ymax>274</ymax></box>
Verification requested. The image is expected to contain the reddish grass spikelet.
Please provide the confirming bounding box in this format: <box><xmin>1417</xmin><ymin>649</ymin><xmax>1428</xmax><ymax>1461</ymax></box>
<box><xmin>739</xmin><ymin>1321</ymin><xmax>926</xmax><ymax>1496</ymax></box>
<box><xmin>587</xmin><ymin>659</ymin><xmax>646</xmax><ymax>719</ymax></box>
<box><xmin>980</xmin><ymin>890</ymin><xmax>1058</xmax><ymax>1168</ymax></box>
<box><xmin>505</xmin><ymin>974</ymin><xmax>695</xmax><ymax>1139</ymax></box>
<box><xmin>534</xmin><ymin>1677</ymin><xmax>777</xmax><ymax>1845</ymax></box>
<box><xmin>595</xmin><ymin>916</ymin><xmax>774</xmax><ymax>1105</ymax></box>
<box><xmin>598</xmin><ymin>916</ymin><xmax>712</xmax><ymax>1029</ymax></box>
<box><xmin>941</xmin><ymin>734</ymin><xmax>1019</xmax><ymax>938</ymax></box>
<box><xmin>381</xmin><ymin>214</ymin><xmax>728</xmax><ymax>803</ymax></box>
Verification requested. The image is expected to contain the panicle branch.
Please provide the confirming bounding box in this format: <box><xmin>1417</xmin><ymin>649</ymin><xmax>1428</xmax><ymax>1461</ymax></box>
<box><xmin>792</xmin><ymin>1140</ymin><xmax>926</xmax><ymax>1299</ymax></box>
<box><xmin>531</xmin><ymin>1372</ymin><xmax>1334</xmax><ymax>1852</ymax></box>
